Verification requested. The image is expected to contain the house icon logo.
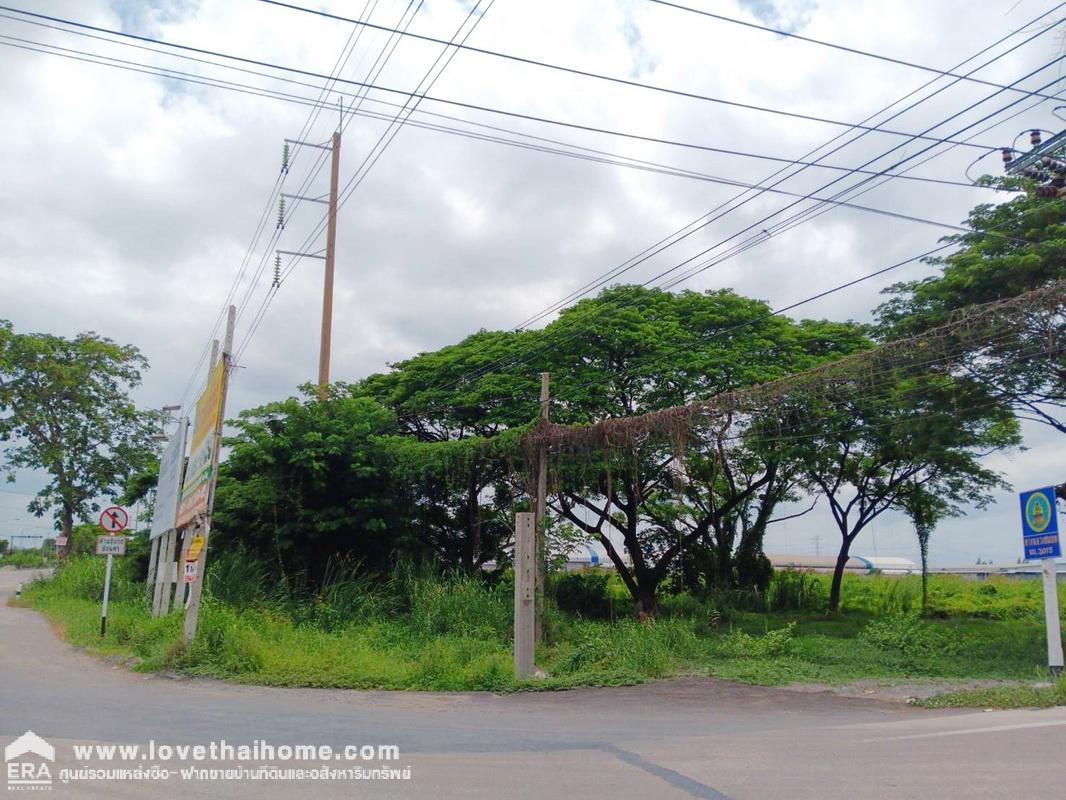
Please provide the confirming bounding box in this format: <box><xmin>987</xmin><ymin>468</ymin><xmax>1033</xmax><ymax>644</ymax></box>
<box><xmin>5</xmin><ymin>731</ymin><xmax>54</xmax><ymax>790</ymax></box>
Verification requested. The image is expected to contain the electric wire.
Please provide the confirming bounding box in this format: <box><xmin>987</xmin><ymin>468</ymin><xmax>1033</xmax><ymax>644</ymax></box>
<box><xmin>0</xmin><ymin>4</ymin><xmax>1015</xmax><ymax>152</ymax></box>
<box><xmin>257</xmin><ymin>0</ymin><xmax>1065</xmax><ymax>107</ymax></box>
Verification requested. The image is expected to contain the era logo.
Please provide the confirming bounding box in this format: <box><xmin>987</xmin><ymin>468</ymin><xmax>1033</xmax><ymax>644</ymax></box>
<box><xmin>5</xmin><ymin>731</ymin><xmax>54</xmax><ymax>790</ymax></box>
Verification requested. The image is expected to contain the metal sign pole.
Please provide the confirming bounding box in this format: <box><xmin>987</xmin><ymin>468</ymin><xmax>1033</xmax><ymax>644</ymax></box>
<box><xmin>100</xmin><ymin>553</ymin><xmax>113</xmax><ymax>637</ymax></box>
<box><xmin>1019</xmin><ymin>486</ymin><xmax>1063</xmax><ymax>676</ymax></box>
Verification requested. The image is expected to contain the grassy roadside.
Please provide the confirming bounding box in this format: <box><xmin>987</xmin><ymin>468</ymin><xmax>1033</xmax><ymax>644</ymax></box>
<box><xmin>18</xmin><ymin>556</ymin><xmax>1066</xmax><ymax>704</ymax></box>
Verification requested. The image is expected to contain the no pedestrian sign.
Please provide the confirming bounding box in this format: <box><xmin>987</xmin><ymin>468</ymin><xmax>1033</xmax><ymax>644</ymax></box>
<box><xmin>1019</xmin><ymin>487</ymin><xmax>1061</xmax><ymax>560</ymax></box>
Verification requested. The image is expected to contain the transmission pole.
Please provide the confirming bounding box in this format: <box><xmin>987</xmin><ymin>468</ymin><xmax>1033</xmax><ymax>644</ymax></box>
<box><xmin>535</xmin><ymin>372</ymin><xmax>549</xmax><ymax>643</ymax></box>
<box><xmin>319</xmin><ymin>130</ymin><xmax>341</xmax><ymax>400</ymax></box>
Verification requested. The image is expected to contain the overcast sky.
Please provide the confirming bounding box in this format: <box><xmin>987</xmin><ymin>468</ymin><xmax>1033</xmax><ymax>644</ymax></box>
<box><xmin>1</xmin><ymin>0</ymin><xmax>1063</xmax><ymax>565</ymax></box>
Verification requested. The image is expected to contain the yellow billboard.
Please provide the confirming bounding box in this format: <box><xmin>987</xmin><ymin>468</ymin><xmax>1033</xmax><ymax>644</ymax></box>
<box><xmin>176</xmin><ymin>360</ymin><xmax>226</xmax><ymax>529</ymax></box>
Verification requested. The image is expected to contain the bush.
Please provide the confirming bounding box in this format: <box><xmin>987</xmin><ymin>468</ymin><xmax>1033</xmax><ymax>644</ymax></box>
<box><xmin>553</xmin><ymin>571</ymin><xmax>612</xmax><ymax>619</ymax></box>
<box><xmin>718</xmin><ymin>623</ymin><xmax>796</xmax><ymax>658</ymax></box>
<box><xmin>860</xmin><ymin>613</ymin><xmax>960</xmax><ymax>667</ymax></box>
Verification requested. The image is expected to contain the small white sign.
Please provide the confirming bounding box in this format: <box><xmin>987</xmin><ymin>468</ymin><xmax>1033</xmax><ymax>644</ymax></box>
<box><xmin>183</xmin><ymin>561</ymin><xmax>198</xmax><ymax>584</ymax></box>
<box><xmin>95</xmin><ymin>536</ymin><xmax>127</xmax><ymax>556</ymax></box>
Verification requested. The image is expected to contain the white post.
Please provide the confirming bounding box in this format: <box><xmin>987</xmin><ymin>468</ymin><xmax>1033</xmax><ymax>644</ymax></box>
<box><xmin>100</xmin><ymin>553</ymin><xmax>114</xmax><ymax>636</ymax></box>
<box><xmin>514</xmin><ymin>511</ymin><xmax>536</xmax><ymax>679</ymax></box>
<box><xmin>1042</xmin><ymin>558</ymin><xmax>1064</xmax><ymax>675</ymax></box>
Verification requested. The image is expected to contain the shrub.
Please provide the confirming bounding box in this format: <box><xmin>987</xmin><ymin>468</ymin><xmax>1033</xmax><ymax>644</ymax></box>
<box><xmin>553</xmin><ymin>571</ymin><xmax>612</xmax><ymax>619</ymax></box>
<box><xmin>718</xmin><ymin>622</ymin><xmax>796</xmax><ymax>658</ymax></box>
<box><xmin>860</xmin><ymin>613</ymin><xmax>960</xmax><ymax>667</ymax></box>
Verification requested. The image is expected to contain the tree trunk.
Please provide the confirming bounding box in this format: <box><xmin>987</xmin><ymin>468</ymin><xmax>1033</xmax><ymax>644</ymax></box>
<box><xmin>920</xmin><ymin>547</ymin><xmax>929</xmax><ymax>615</ymax></box>
<box><xmin>828</xmin><ymin>537</ymin><xmax>854</xmax><ymax>612</ymax></box>
<box><xmin>60</xmin><ymin>504</ymin><xmax>74</xmax><ymax>558</ymax></box>
<box><xmin>635</xmin><ymin>581</ymin><xmax>659</xmax><ymax>618</ymax></box>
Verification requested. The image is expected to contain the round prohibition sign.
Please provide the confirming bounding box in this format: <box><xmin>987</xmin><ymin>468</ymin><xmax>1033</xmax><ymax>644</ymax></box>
<box><xmin>98</xmin><ymin>506</ymin><xmax>129</xmax><ymax>533</ymax></box>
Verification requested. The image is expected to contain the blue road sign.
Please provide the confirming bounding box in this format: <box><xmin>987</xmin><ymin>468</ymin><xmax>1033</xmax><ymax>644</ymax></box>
<box><xmin>1019</xmin><ymin>487</ymin><xmax>1061</xmax><ymax>560</ymax></box>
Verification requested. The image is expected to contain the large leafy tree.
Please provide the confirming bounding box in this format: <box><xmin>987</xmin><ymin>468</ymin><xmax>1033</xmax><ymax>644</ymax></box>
<box><xmin>538</xmin><ymin>288</ymin><xmax>869</xmax><ymax>613</ymax></box>
<box><xmin>878</xmin><ymin>187</ymin><xmax>1066</xmax><ymax>433</ymax></box>
<box><xmin>796</xmin><ymin>374</ymin><xmax>1018</xmax><ymax>611</ymax></box>
<box><xmin>211</xmin><ymin>392</ymin><xmax>415</xmax><ymax>585</ymax></box>
<box><xmin>0</xmin><ymin>321</ymin><xmax>160</xmax><ymax>553</ymax></box>
<box><xmin>356</xmin><ymin>330</ymin><xmax>541</xmax><ymax>572</ymax></box>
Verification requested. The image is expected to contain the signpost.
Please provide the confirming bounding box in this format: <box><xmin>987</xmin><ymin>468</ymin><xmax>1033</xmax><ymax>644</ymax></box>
<box><xmin>1019</xmin><ymin>487</ymin><xmax>1063</xmax><ymax>675</ymax></box>
<box><xmin>96</xmin><ymin>507</ymin><xmax>129</xmax><ymax>637</ymax></box>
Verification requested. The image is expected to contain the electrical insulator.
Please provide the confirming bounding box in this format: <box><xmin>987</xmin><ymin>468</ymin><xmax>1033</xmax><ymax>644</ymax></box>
<box><xmin>276</xmin><ymin>197</ymin><xmax>286</xmax><ymax>230</ymax></box>
<box><xmin>281</xmin><ymin>142</ymin><xmax>290</xmax><ymax>174</ymax></box>
<box><xmin>1031</xmin><ymin>130</ymin><xmax>1043</xmax><ymax>147</ymax></box>
<box><xmin>1042</xmin><ymin>155</ymin><xmax>1066</xmax><ymax>172</ymax></box>
<box><xmin>1034</xmin><ymin>184</ymin><xmax>1060</xmax><ymax>197</ymax></box>
<box><xmin>1002</xmin><ymin>148</ymin><xmax>1013</xmax><ymax>166</ymax></box>
<box><xmin>272</xmin><ymin>254</ymin><xmax>281</xmax><ymax>288</ymax></box>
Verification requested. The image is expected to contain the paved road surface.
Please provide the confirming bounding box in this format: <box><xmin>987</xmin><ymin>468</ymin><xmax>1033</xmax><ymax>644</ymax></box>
<box><xmin>2</xmin><ymin>568</ymin><xmax>1064</xmax><ymax>798</ymax></box>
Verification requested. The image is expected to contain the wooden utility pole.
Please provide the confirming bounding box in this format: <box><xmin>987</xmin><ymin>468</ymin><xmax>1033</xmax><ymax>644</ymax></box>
<box><xmin>182</xmin><ymin>307</ymin><xmax>235</xmax><ymax>643</ymax></box>
<box><xmin>318</xmin><ymin>130</ymin><xmax>341</xmax><ymax>401</ymax></box>
<box><xmin>514</xmin><ymin>512</ymin><xmax>536</xmax><ymax>678</ymax></box>
<box><xmin>534</xmin><ymin>372</ymin><xmax>549</xmax><ymax>642</ymax></box>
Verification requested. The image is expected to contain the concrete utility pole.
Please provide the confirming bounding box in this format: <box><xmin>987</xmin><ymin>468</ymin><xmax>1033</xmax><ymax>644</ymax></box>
<box><xmin>514</xmin><ymin>512</ymin><xmax>536</xmax><ymax>678</ymax></box>
<box><xmin>534</xmin><ymin>373</ymin><xmax>549</xmax><ymax>643</ymax></box>
<box><xmin>318</xmin><ymin>130</ymin><xmax>341</xmax><ymax>401</ymax></box>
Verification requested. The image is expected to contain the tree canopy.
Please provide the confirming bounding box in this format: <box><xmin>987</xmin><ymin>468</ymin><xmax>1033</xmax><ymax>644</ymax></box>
<box><xmin>0</xmin><ymin>321</ymin><xmax>160</xmax><ymax>551</ymax></box>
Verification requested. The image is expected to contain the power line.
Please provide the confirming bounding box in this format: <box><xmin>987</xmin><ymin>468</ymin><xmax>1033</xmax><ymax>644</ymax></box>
<box><xmin>643</xmin><ymin>0</ymin><xmax>1065</xmax><ymax>97</ymax></box>
<box><xmin>236</xmin><ymin>0</ymin><xmax>496</xmax><ymax>360</ymax></box>
<box><xmin>0</xmin><ymin>4</ymin><xmax>1011</xmax><ymax>152</ymax></box>
<box><xmin>176</xmin><ymin>1</ymin><xmax>383</xmax><ymax>408</ymax></box>
<box><xmin>0</xmin><ymin>32</ymin><xmax>996</xmax><ymax>197</ymax></box>
<box><xmin>445</xmin><ymin>60</ymin><xmax>1066</xmax><ymax>388</ymax></box>
<box><xmin>0</xmin><ymin>11</ymin><xmax>1006</xmax><ymax>194</ymax></box>
<box><xmin>510</xmin><ymin>11</ymin><xmax>1066</xmax><ymax>332</ymax></box>
<box><xmin>258</xmin><ymin>0</ymin><xmax>1065</xmax><ymax>106</ymax></box>
<box><xmin>231</xmin><ymin>0</ymin><xmax>429</xmax><ymax>375</ymax></box>
<box><xmin>441</xmin><ymin>63</ymin><xmax>1066</xmax><ymax>394</ymax></box>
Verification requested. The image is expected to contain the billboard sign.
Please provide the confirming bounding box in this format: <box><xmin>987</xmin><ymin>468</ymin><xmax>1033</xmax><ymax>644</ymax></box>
<box><xmin>150</xmin><ymin>417</ymin><xmax>189</xmax><ymax>541</ymax></box>
<box><xmin>176</xmin><ymin>360</ymin><xmax>225</xmax><ymax>529</ymax></box>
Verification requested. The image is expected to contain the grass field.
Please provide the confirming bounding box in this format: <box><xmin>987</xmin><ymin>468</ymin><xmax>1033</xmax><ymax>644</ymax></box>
<box><xmin>18</xmin><ymin>555</ymin><xmax>1066</xmax><ymax>705</ymax></box>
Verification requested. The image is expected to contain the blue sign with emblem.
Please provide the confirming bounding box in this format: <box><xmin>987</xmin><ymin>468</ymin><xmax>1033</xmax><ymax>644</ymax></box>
<box><xmin>1019</xmin><ymin>487</ymin><xmax>1061</xmax><ymax>559</ymax></box>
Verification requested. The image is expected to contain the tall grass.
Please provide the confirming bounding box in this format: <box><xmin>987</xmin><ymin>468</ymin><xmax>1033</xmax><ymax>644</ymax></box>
<box><xmin>20</xmin><ymin>556</ymin><xmax>1065</xmax><ymax>695</ymax></box>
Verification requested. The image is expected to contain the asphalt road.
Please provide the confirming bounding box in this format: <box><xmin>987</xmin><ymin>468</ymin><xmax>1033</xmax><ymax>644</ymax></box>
<box><xmin>2</xmin><ymin>568</ymin><xmax>1064</xmax><ymax>799</ymax></box>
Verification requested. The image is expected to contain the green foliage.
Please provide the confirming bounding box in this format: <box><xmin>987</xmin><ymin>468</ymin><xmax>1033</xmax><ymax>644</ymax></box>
<box><xmin>211</xmin><ymin>392</ymin><xmax>416</xmax><ymax>585</ymax></box>
<box><xmin>877</xmin><ymin>184</ymin><xmax>1066</xmax><ymax>434</ymax></box>
<box><xmin>0</xmin><ymin>321</ymin><xmax>161</xmax><ymax>542</ymax></box>
<box><xmin>717</xmin><ymin>622</ymin><xmax>795</xmax><ymax>658</ymax></box>
<box><xmin>0</xmin><ymin>547</ymin><xmax>52</xmax><ymax>568</ymax></box>
<box><xmin>22</xmin><ymin>568</ymin><xmax>1065</xmax><ymax>697</ymax></box>
<box><xmin>860</xmin><ymin>613</ymin><xmax>960</xmax><ymax>668</ymax></box>
<box><xmin>917</xmin><ymin>676</ymin><xmax>1066</xmax><ymax>709</ymax></box>
<box><xmin>552</xmin><ymin>571</ymin><xmax>614</xmax><ymax>619</ymax></box>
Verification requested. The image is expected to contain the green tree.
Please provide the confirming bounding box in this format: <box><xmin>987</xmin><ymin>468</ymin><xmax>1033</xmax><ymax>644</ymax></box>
<box><xmin>878</xmin><ymin>187</ymin><xmax>1066</xmax><ymax>433</ymax></box>
<box><xmin>797</xmin><ymin>375</ymin><xmax>1018</xmax><ymax>611</ymax></box>
<box><xmin>898</xmin><ymin>481</ymin><xmax>950</xmax><ymax>614</ymax></box>
<box><xmin>356</xmin><ymin>330</ymin><xmax>541</xmax><ymax>572</ymax></box>
<box><xmin>0</xmin><ymin>321</ymin><xmax>161</xmax><ymax>554</ymax></box>
<box><xmin>211</xmin><ymin>391</ymin><xmax>416</xmax><ymax>585</ymax></box>
<box><xmin>537</xmin><ymin>288</ymin><xmax>868</xmax><ymax>612</ymax></box>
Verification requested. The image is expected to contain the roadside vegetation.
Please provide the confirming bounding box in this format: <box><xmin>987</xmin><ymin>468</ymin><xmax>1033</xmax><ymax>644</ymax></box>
<box><xmin>22</xmin><ymin>555</ymin><xmax>1065</xmax><ymax>700</ymax></box>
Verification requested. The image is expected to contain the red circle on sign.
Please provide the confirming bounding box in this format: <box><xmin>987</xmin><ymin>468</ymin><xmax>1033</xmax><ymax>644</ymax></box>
<box><xmin>99</xmin><ymin>506</ymin><xmax>129</xmax><ymax>532</ymax></box>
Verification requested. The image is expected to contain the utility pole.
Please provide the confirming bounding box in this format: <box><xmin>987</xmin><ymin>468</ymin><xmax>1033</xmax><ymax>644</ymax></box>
<box><xmin>319</xmin><ymin>129</ymin><xmax>341</xmax><ymax>400</ymax></box>
<box><xmin>535</xmin><ymin>372</ymin><xmax>549</xmax><ymax>643</ymax></box>
<box><xmin>278</xmin><ymin>127</ymin><xmax>342</xmax><ymax>401</ymax></box>
<box><xmin>513</xmin><ymin>511</ymin><xmax>536</xmax><ymax>678</ymax></box>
